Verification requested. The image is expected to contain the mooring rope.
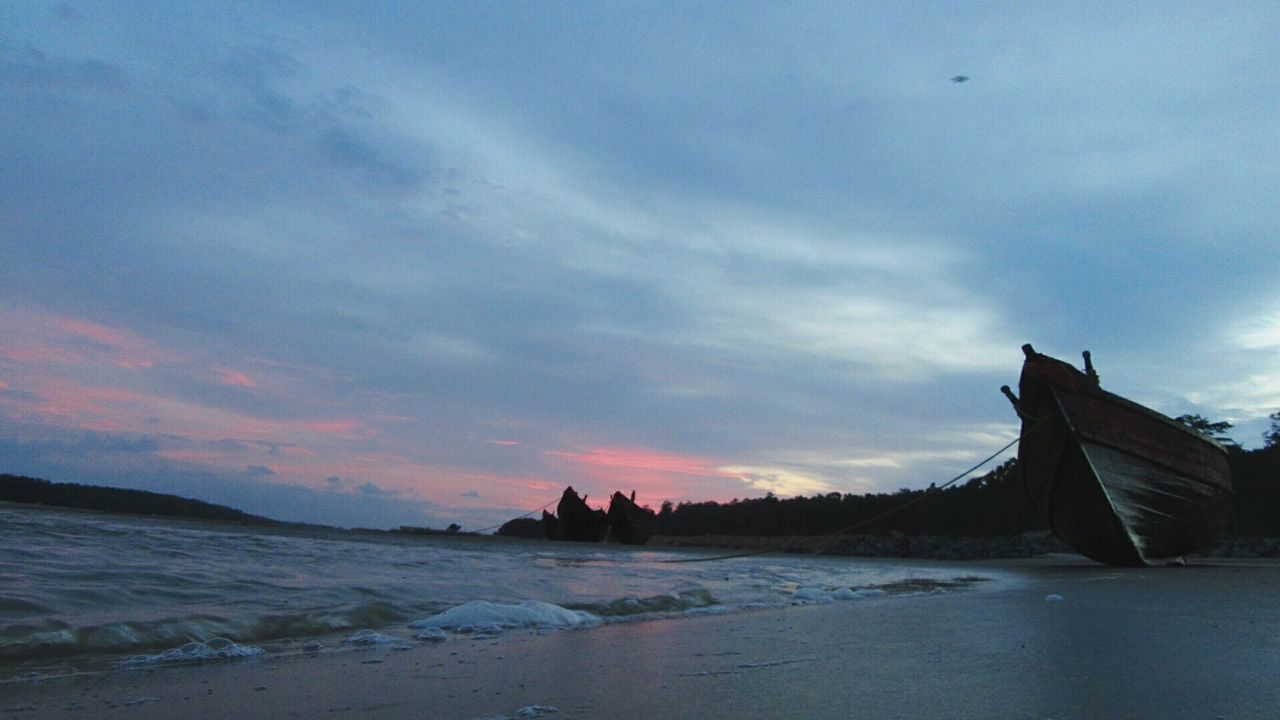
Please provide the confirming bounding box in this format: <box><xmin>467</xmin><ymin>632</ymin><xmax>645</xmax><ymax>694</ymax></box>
<box><xmin>471</xmin><ymin>497</ymin><xmax>559</xmax><ymax>535</ymax></box>
<box><xmin>655</xmin><ymin>421</ymin><xmax>1041</xmax><ymax>564</ymax></box>
<box><xmin>485</xmin><ymin>417</ymin><xmax>1047</xmax><ymax>563</ymax></box>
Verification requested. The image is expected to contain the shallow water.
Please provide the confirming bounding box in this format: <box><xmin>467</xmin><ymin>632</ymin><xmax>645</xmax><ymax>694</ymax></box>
<box><xmin>0</xmin><ymin>504</ymin><xmax>1007</xmax><ymax>679</ymax></box>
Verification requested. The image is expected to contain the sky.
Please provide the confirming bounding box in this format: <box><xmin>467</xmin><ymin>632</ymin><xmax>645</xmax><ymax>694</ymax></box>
<box><xmin>2</xmin><ymin>2</ymin><xmax>1279</xmax><ymax>530</ymax></box>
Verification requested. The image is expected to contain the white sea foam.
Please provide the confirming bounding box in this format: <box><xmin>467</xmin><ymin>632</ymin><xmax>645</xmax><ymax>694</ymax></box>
<box><xmin>791</xmin><ymin>585</ymin><xmax>889</xmax><ymax>604</ymax></box>
<box><xmin>120</xmin><ymin>638</ymin><xmax>264</xmax><ymax>667</ymax></box>
<box><xmin>414</xmin><ymin>627</ymin><xmax>447</xmax><ymax>642</ymax></box>
<box><xmin>343</xmin><ymin>629</ymin><xmax>401</xmax><ymax>645</ymax></box>
<box><xmin>584</xmin><ymin>587</ymin><xmax>718</xmax><ymax>618</ymax></box>
<box><xmin>791</xmin><ymin>586</ymin><xmax>836</xmax><ymax>604</ymax></box>
<box><xmin>474</xmin><ymin>705</ymin><xmax>559</xmax><ymax>720</ymax></box>
<box><xmin>409</xmin><ymin>600</ymin><xmax>601</xmax><ymax>634</ymax></box>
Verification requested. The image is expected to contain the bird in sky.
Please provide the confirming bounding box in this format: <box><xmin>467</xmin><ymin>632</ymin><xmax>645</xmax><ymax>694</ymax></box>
<box><xmin>950</xmin><ymin>75</ymin><xmax>970</xmax><ymax>83</ymax></box>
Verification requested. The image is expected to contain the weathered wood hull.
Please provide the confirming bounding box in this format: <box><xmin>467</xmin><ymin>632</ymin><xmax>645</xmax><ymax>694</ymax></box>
<box><xmin>546</xmin><ymin>487</ymin><xmax>610</xmax><ymax>542</ymax></box>
<box><xmin>606</xmin><ymin>492</ymin><xmax>658</xmax><ymax>545</ymax></box>
<box><xmin>1013</xmin><ymin>347</ymin><xmax>1232</xmax><ymax>566</ymax></box>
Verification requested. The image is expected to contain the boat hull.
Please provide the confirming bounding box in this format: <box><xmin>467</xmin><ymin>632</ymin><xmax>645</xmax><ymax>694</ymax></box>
<box><xmin>1015</xmin><ymin>348</ymin><xmax>1232</xmax><ymax>566</ymax></box>
<box><xmin>546</xmin><ymin>487</ymin><xmax>610</xmax><ymax>542</ymax></box>
<box><xmin>606</xmin><ymin>492</ymin><xmax>657</xmax><ymax>545</ymax></box>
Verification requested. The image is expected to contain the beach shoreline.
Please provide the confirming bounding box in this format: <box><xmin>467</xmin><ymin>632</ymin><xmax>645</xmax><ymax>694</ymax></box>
<box><xmin>10</xmin><ymin>499</ymin><xmax>1280</xmax><ymax>562</ymax></box>
<box><xmin>5</xmin><ymin>556</ymin><xmax>1278</xmax><ymax>719</ymax></box>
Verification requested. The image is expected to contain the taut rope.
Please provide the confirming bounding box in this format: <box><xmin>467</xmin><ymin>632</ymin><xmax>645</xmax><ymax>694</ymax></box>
<box><xmin>471</xmin><ymin>497</ymin><xmax>558</xmax><ymax>535</ymax></box>
<box><xmin>486</xmin><ymin>417</ymin><xmax>1047</xmax><ymax>564</ymax></box>
<box><xmin>656</xmin><ymin>422</ymin><xmax>1040</xmax><ymax>564</ymax></box>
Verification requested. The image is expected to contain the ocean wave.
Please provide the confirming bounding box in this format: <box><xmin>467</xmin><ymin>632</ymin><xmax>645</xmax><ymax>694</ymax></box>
<box><xmin>120</xmin><ymin>638</ymin><xmax>264</xmax><ymax>668</ymax></box>
<box><xmin>0</xmin><ymin>596</ymin><xmax>53</xmax><ymax>614</ymax></box>
<box><xmin>575</xmin><ymin>587</ymin><xmax>720</xmax><ymax>618</ymax></box>
<box><xmin>0</xmin><ymin>601</ymin><xmax>417</xmax><ymax>662</ymax></box>
<box><xmin>409</xmin><ymin>600</ymin><xmax>601</xmax><ymax>635</ymax></box>
<box><xmin>342</xmin><ymin>629</ymin><xmax>403</xmax><ymax>645</ymax></box>
<box><xmin>2</xmin><ymin>505</ymin><xmax>1007</xmax><ymax>679</ymax></box>
<box><xmin>791</xmin><ymin>586</ymin><xmax>886</xmax><ymax>604</ymax></box>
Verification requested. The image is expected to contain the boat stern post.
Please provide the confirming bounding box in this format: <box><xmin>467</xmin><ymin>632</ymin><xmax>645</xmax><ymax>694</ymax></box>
<box><xmin>1001</xmin><ymin>385</ymin><xmax>1022</xmax><ymax>416</ymax></box>
<box><xmin>1082</xmin><ymin>350</ymin><xmax>1100</xmax><ymax>384</ymax></box>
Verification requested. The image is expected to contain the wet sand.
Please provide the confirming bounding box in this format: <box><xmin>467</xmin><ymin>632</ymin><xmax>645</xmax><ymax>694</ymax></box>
<box><xmin>4</xmin><ymin>556</ymin><xmax>1279</xmax><ymax>719</ymax></box>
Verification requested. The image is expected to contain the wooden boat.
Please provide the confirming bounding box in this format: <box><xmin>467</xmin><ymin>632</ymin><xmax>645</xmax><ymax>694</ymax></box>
<box><xmin>606</xmin><ymin>491</ymin><xmax>658</xmax><ymax>545</ymax></box>
<box><xmin>540</xmin><ymin>510</ymin><xmax>561</xmax><ymax>540</ymax></box>
<box><xmin>545</xmin><ymin>486</ymin><xmax>610</xmax><ymax>542</ymax></box>
<box><xmin>1002</xmin><ymin>344</ymin><xmax>1233</xmax><ymax>566</ymax></box>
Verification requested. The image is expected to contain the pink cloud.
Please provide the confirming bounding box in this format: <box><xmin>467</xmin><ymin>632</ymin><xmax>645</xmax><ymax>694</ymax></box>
<box><xmin>48</xmin><ymin>317</ymin><xmax>136</xmax><ymax>347</ymax></box>
<box><xmin>215</xmin><ymin>368</ymin><xmax>258</xmax><ymax>388</ymax></box>
<box><xmin>542</xmin><ymin>446</ymin><xmax>742</xmax><ymax>507</ymax></box>
<box><xmin>2</xmin><ymin>309</ymin><xmax>754</xmax><ymax>519</ymax></box>
<box><xmin>296</xmin><ymin>418</ymin><xmax>363</xmax><ymax>435</ymax></box>
<box><xmin>2</xmin><ymin>344</ymin><xmax>89</xmax><ymax>365</ymax></box>
<box><xmin>156</xmin><ymin>449</ymin><xmax>226</xmax><ymax>463</ymax></box>
<box><xmin>0</xmin><ymin>309</ymin><xmax>177</xmax><ymax>370</ymax></box>
<box><xmin>545</xmin><ymin>446</ymin><xmax>729</xmax><ymax>477</ymax></box>
<box><xmin>2</xmin><ymin>378</ymin><xmax>152</xmax><ymax>432</ymax></box>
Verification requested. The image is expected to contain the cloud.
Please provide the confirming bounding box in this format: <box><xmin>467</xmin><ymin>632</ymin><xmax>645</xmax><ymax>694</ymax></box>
<box><xmin>1232</xmin><ymin>310</ymin><xmax>1280</xmax><ymax>352</ymax></box>
<box><xmin>545</xmin><ymin>447</ymin><xmax>729</xmax><ymax>477</ymax></box>
<box><xmin>0</xmin><ymin>45</ymin><xmax>129</xmax><ymax>91</ymax></box>
<box><xmin>216</xmin><ymin>368</ymin><xmax>258</xmax><ymax>388</ymax></box>
<box><xmin>0</xmin><ymin>309</ymin><xmax>178</xmax><ymax>371</ymax></box>
<box><xmin>317</xmin><ymin>127</ymin><xmax>421</xmax><ymax>191</ymax></box>
<box><xmin>2</xmin><ymin>2</ymin><xmax>1279</xmax><ymax>524</ymax></box>
<box><xmin>243</xmin><ymin>464</ymin><xmax>275</xmax><ymax>478</ymax></box>
<box><xmin>720</xmin><ymin>465</ymin><xmax>837</xmax><ymax>498</ymax></box>
<box><xmin>0</xmin><ymin>425</ymin><xmax>443</xmax><ymax>528</ymax></box>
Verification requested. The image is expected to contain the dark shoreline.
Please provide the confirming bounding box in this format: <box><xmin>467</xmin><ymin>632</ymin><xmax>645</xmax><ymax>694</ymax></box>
<box><xmin>650</xmin><ymin>530</ymin><xmax>1280</xmax><ymax>561</ymax></box>
<box><xmin>8</xmin><ymin>498</ymin><xmax>1280</xmax><ymax>562</ymax></box>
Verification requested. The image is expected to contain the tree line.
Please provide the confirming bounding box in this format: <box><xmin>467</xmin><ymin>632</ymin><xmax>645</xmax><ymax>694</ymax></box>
<box><xmin>6</xmin><ymin>414</ymin><xmax>1278</xmax><ymax>537</ymax></box>
<box><xmin>652</xmin><ymin>458</ymin><xmax>1040</xmax><ymax>538</ymax></box>
<box><xmin>0</xmin><ymin>474</ymin><xmax>273</xmax><ymax>524</ymax></box>
<box><xmin>648</xmin><ymin>412</ymin><xmax>1280</xmax><ymax>538</ymax></box>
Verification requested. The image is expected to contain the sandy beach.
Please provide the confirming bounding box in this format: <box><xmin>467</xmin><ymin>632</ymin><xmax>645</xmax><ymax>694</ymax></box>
<box><xmin>4</xmin><ymin>556</ymin><xmax>1279</xmax><ymax>720</ymax></box>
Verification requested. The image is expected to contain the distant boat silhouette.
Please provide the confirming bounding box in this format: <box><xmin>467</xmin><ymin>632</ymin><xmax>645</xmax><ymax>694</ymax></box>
<box><xmin>607</xmin><ymin>491</ymin><xmax>658</xmax><ymax>545</ymax></box>
<box><xmin>543</xmin><ymin>486</ymin><xmax>609</xmax><ymax>542</ymax></box>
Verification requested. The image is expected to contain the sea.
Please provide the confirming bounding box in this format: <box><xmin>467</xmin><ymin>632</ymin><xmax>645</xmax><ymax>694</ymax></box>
<box><xmin>0</xmin><ymin>503</ymin><xmax>1010</xmax><ymax>682</ymax></box>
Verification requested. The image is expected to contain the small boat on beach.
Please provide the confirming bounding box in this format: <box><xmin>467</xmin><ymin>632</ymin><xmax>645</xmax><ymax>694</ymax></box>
<box><xmin>1002</xmin><ymin>344</ymin><xmax>1233</xmax><ymax>566</ymax></box>
<box><xmin>606</xmin><ymin>491</ymin><xmax>658</xmax><ymax>545</ymax></box>
<box><xmin>544</xmin><ymin>486</ymin><xmax>610</xmax><ymax>542</ymax></box>
<box><xmin>540</xmin><ymin>510</ymin><xmax>561</xmax><ymax>540</ymax></box>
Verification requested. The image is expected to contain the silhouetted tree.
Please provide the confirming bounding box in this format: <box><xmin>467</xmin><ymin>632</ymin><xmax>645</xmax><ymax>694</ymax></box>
<box><xmin>1265</xmin><ymin>411</ymin><xmax>1280</xmax><ymax>448</ymax></box>
<box><xmin>1175</xmin><ymin>414</ymin><xmax>1240</xmax><ymax>448</ymax></box>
